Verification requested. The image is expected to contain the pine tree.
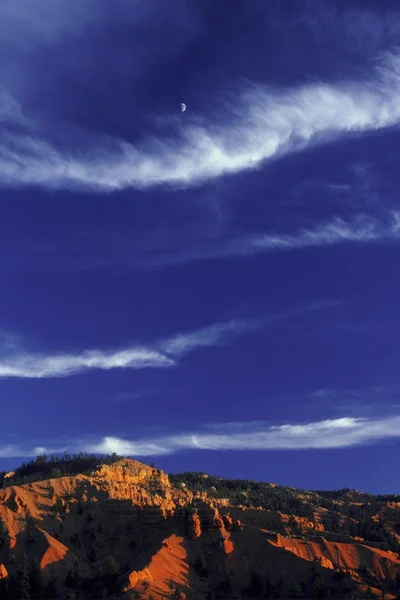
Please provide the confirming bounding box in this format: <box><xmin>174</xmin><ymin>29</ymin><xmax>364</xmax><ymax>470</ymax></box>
<box><xmin>7</xmin><ymin>575</ymin><xmax>18</xmax><ymax>600</ymax></box>
<box><xmin>265</xmin><ymin>576</ymin><xmax>273</xmax><ymax>598</ymax></box>
<box><xmin>273</xmin><ymin>577</ymin><xmax>283</xmax><ymax>599</ymax></box>
<box><xmin>0</xmin><ymin>578</ymin><xmax>7</xmax><ymax>600</ymax></box>
<box><xmin>71</xmin><ymin>561</ymin><xmax>81</xmax><ymax>591</ymax></box>
<box><xmin>88</xmin><ymin>547</ymin><xmax>99</xmax><ymax>563</ymax></box>
<box><xmin>64</xmin><ymin>570</ymin><xmax>73</xmax><ymax>588</ymax></box>
<box><xmin>17</xmin><ymin>554</ymin><xmax>31</xmax><ymax>599</ymax></box>
<box><xmin>29</xmin><ymin>559</ymin><xmax>43</xmax><ymax>599</ymax></box>
<box><xmin>289</xmin><ymin>578</ymin><xmax>304</xmax><ymax>599</ymax></box>
<box><xmin>44</xmin><ymin>570</ymin><xmax>58</xmax><ymax>599</ymax></box>
<box><xmin>311</xmin><ymin>557</ymin><xmax>321</xmax><ymax>578</ymax></box>
<box><xmin>288</xmin><ymin>515</ymin><xmax>297</xmax><ymax>528</ymax></box>
<box><xmin>64</xmin><ymin>561</ymin><xmax>81</xmax><ymax>593</ymax></box>
<box><xmin>0</xmin><ymin>518</ymin><xmax>9</xmax><ymax>549</ymax></box>
<box><xmin>88</xmin><ymin>575</ymin><xmax>107</xmax><ymax>600</ymax></box>
<box><xmin>247</xmin><ymin>572</ymin><xmax>263</xmax><ymax>597</ymax></box>
<box><xmin>102</xmin><ymin>555</ymin><xmax>119</xmax><ymax>593</ymax></box>
<box><xmin>312</xmin><ymin>573</ymin><xmax>326</xmax><ymax>599</ymax></box>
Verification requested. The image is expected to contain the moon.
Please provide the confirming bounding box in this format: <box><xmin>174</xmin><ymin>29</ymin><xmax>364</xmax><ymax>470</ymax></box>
<box><xmin>180</xmin><ymin>103</ymin><xmax>187</xmax><ymax>113</ymax></box>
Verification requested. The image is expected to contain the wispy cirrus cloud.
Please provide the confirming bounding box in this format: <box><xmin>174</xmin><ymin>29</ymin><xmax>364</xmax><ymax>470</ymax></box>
<box><xmin>275</xmin><ymin>1</ymin><xmax>400</xmax><ymax>57</ymax></box>
<box><xmin>138</xmin><ymin>211</ymin><xmax>400</xmax><ymax>267</ymax></box>
<box><xmin>3</xmin><ymin>414</ymin><xmax>400</xmax><ymax>459</ymax></box>
<box><xmin>306</xmin><ymin>385</ymin><xmax>400</xmax><ymax>416</ymax></box>
<box><xmin>0</xmin><ymin>319</ymin><xmax>247</xmax><ymax>379</ymax></box>
<box><xmin>0</xmin><ymin>302</ymin><xmax>338</xmax><ymax>379</ymax></box>
<box><xmin>0</xmin><ymin>348</ymin><xmax>173</xmax><ymax>379</ymax></box>
<box><xmin>249</xmin><ymin>211</ymin><xmax>400</xmax><ymax>252</ymax></box>
<box><xmin>2</xmin><ymin>52</ymin><xmax>400</xmax><ymax>191</ymax></box>
<box><xmin>160</xmin><ymin>318</ymin><xmax>262</xmax><ymax>357</ymax></box>
<box><xmin>0</xmin><ymin>444</ymin><xmax>67</xmax><ymax>459</ymax></box>
<box><xmin>85</xmin><ymin>414</ymin><xmax>400</xmax><ymax>455</ymax></box>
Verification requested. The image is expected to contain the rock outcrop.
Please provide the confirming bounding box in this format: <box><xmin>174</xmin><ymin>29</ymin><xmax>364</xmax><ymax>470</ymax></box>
<box><xmin>122</xmin><ymin>566</ymin><xmax>153</xmax><ymax>592</ymax></box>
<box><xmin>211</xmin><ymin>508</ymin><xmax>224</xmax><ymax>530</ymax></box>
<box><xmin>1</xmin><ymin>458</ymin><xmax>400</xmax><ymax>600</ymax></box>
<box><xmin>222</xmin><ymin>512</ymin><xmax>233</xmax><ymax>529</ymax></box>
<box><xmin>188</xmin><ymin>509</ymin><xmax>202</xmax><ymax>539</ymax></box>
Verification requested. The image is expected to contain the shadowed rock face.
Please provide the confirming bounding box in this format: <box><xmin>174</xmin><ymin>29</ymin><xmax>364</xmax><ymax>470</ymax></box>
<box><xmin>0</xmin><ymin>458</ymin><xmax>400</xmax><ymax>599</ymax></box>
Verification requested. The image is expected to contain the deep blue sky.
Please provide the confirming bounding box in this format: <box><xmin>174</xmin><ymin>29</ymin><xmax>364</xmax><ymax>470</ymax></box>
<box><xmin>1</xmin><ymin>0</ymin><xmax>400</xmax><ymax>493</ymax></box>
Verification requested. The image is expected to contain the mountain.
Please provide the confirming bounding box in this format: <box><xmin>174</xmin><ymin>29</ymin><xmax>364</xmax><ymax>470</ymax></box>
<box><xmin>1</xmin><ymin>456</ymin><xmax>400</xmax><ymax>599</ymax></box>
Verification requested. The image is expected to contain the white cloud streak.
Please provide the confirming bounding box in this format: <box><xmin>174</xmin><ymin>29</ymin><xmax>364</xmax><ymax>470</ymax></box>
<box><xmin>160</xmin><ymin>318</ymin><xmax>262</xmax><ymax>357</ymax></box>
<box><xmin>0</xmin><ymin>303</ymin><xmax>338</xmax><ymax>379</ymax></box>
<box><xmin>248</xmin><ymin>211</ymin><xmax>400</xmax><ymax>253</ymax></box>
<box><xmin>82</xmin><ymin>414</ymin><xmax>400</xmax><ymax>455</ymax></box>
<box><xmin>3</xmin><ymin>414</ymin><xmax>400</xmax><ymax>459</ymax></box>
<box><xmin>141</xmin><ymin>211</ymin><xmax>400</xmax><ymax>267</ymax></box>
<box><xmin>2</xmin><ymin>54</ymin><xmax>400</xmax><ymax>190</ymax></box>
<box><xmin>0</xmin><ymin>348</ymin><xmax>173</xmax><ymax>379</ymax></box>
<box><xmin>0</xmin><ymin>318</ymin><xmax>259</xmax><ymax>379</ymax></box>
<box><xmin>0</xmin><ymin>444</ymin><xmax>66</xmax><ymax>459</ymax></box>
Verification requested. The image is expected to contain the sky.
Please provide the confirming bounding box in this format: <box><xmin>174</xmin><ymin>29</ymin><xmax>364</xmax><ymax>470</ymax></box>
<box><xmin>1</xmin><ymin>0</ymin><xmax>400</xmax><ymax>494</ymax></box>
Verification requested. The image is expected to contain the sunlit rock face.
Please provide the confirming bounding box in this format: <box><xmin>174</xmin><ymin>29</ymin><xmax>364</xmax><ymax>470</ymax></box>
<box><xmin>1</xmin><ymin>458</ymin><xmax>400</xmax><ymax>600</ymax></box>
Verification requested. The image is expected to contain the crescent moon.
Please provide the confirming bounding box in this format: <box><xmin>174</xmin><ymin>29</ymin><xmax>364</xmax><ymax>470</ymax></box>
<box><xmin>181</xmin><ymin>103</ymin><xmax>187</xmax><ymax>112</ymax></box>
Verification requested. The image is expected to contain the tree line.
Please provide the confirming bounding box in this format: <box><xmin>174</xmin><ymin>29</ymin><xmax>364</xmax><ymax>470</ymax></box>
<box><xmin>0</xmin><ymin>453</ymin><xmax>123</xmax><ymax>489</ymax></box>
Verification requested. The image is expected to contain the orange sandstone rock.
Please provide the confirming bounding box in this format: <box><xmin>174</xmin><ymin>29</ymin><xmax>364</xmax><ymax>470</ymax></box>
<box><xmin>222</xmin><ymin>513</ymin><xmax>233</xmax><ymax>529</ymax></box>
<box><xmin>223</xmin><ymin>538</ymin><xmax>234</xmax><ymax>554</ymax></box>
<box><xmin>188</xmin><ymin>509</ymin><xmax>202</xmax><ymax>539</ymax></box>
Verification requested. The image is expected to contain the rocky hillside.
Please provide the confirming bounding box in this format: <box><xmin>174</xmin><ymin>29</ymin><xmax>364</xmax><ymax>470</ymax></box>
<box><xmin>1</xmin><ymin>457</ymin><xmax>400</xmax><ymax>599</ymax></box>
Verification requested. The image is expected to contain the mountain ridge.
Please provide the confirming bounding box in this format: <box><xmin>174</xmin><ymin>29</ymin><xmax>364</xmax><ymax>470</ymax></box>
<box><xmin>1</xmin><ymin>456</ymin><xmax>400</xmax><ymax>599</ymax></box>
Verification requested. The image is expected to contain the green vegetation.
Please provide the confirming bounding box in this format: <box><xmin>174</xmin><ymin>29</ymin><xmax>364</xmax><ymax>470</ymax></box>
<box><xmin>147</xmin><ymin>475</ymin><xmax>164</xmax><ymax>496</ymax></box>
<box><xmin>169</xmin><ymin>471</ymin><xmax>400</xmax><ymax>553</ymax></box>
<box><xmin>245</xmin><ymin>571</ymin><xmax>264</xmax><ymax>597</ymax></box>
<box><xmin>0</xmin><ymin>452</ymin><xmax>123</xmax><ymax>489</ymax></box>
<box><xmin>169</xmin><ymin>471</ymin><xmax>314</xmax><ymax>518</ymax></box>
<box><xmin>0</xmin><ymin>554</ymin><xmax>50</xmax><ymax>600</ymax></box>
<box><xmin>0</xmin><ymin>518</ymin><xmax>10</xmax><ymax>549</ymax></box>
<box><xmin>43</xmin><ymin>570</ymin><xmax>58</xmax><ymax>599</ymax></box>
<box><xmin>289</xmin><ymin>578</ymin><xmax>305</xmax><ymax>598</ymax></box>
<box><xmin>28</xmin><ymin>559</ymin><xmax>43</xmax><ymax>599</ymax></box>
